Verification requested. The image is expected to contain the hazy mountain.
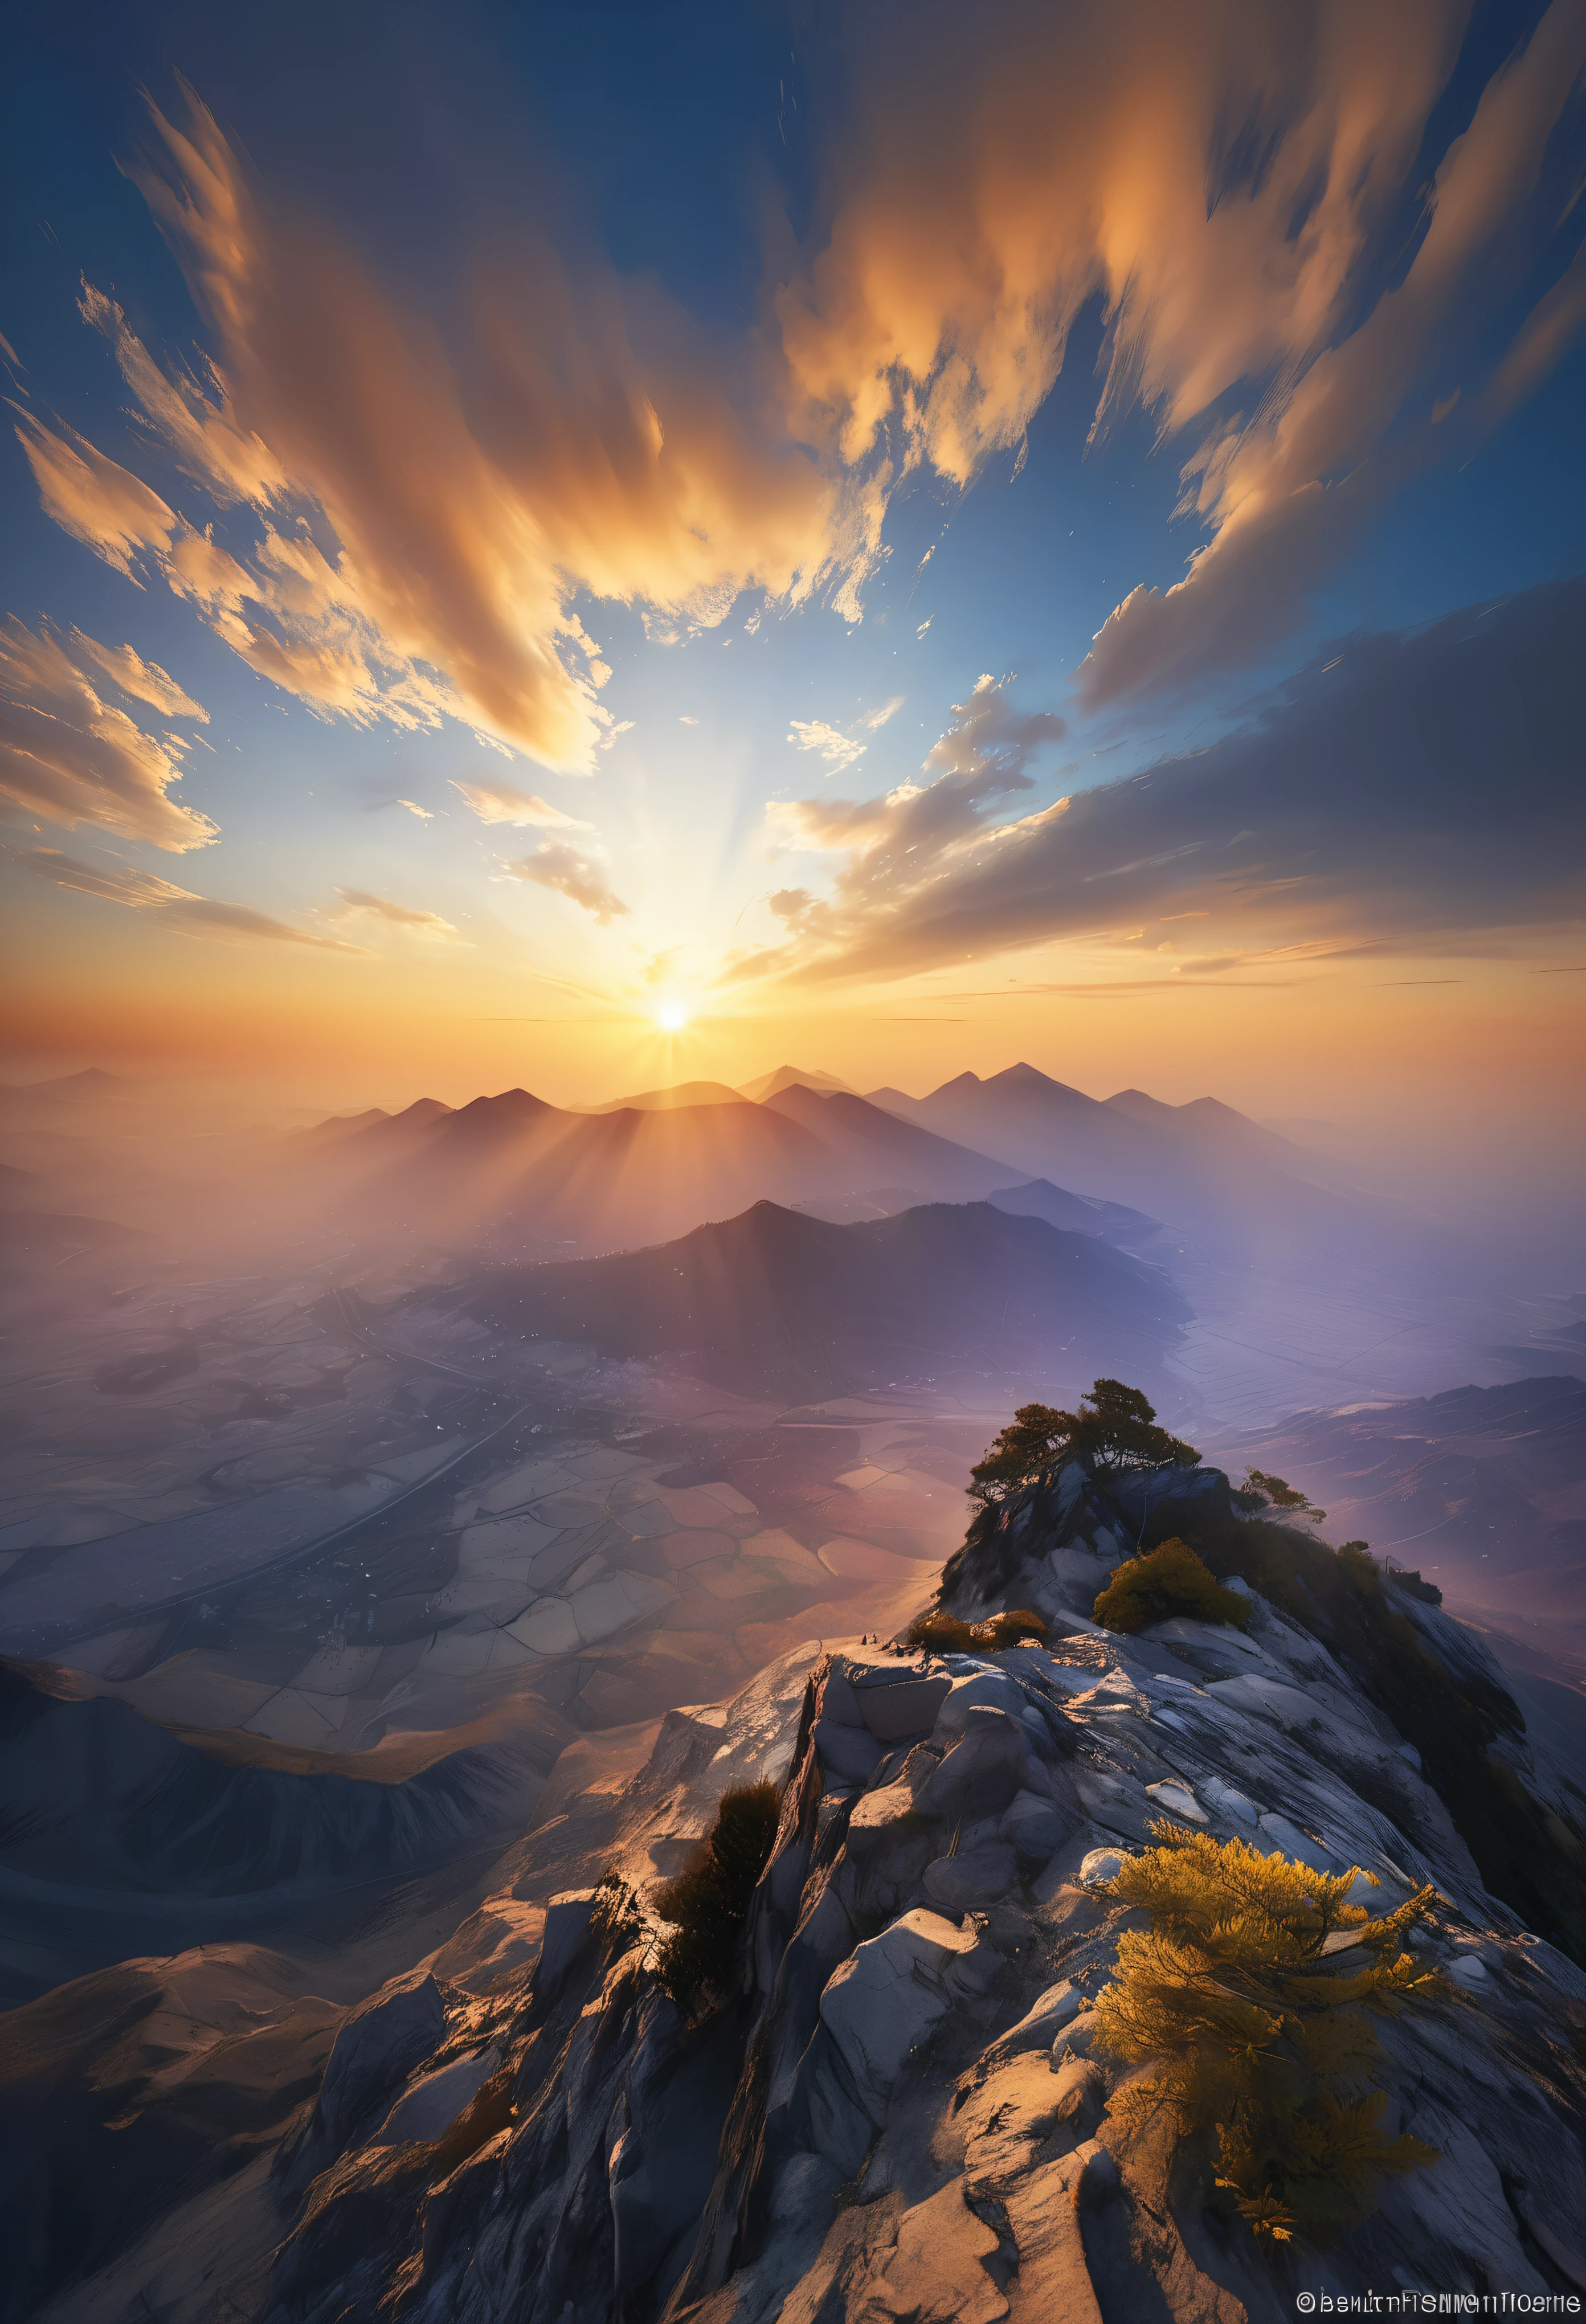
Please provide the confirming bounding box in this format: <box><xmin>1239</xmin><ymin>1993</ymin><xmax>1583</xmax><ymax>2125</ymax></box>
<box><xmin>459</xmin><ymin>1196</ymin><xmax>1191</xmax><ymax>1397</ymax></box>
<box><xmin>759</xmin><ymin>1084</ymin><xmax>1008</xmax><ymax>1198</ymax></box>
<box><xmin>1224</xmin><ymin>1376</ymin><xmax>1586</xmax><ymax>1631</ymax></box>
<box><xmin>21</xmin><ymin>1067</ymin><xmax>134</xmax><ymax>1099</ymax></box>
<box><xmin>264</xmin><ymin>1082</ymin><xmax>1015</xmax><ymax>1254</ymax></box>
<box><xmin>586</xmin><ymin>1080</ymin><xmax>743</xmax><ymax>1112</ymax></box>
<box><xmin>868</xmin><ymin>1063</ymin><xmax>1155</xmax><ymax>1190</ymax></box>
<box><xmin>288</xmin><ymin>1106</ymin><xmax>393</xmax><ymax>1144</ymax></box>
<box><xmin>868</xmin><ymin>1062</ymin><xmax>1436</xmax><ymax>1282</ymax></box>
<box><xmin>737</xmin><ymin>1064</ymin><xmax>855</xmax><ymax>1100</ymax></box>
<box><xmin>984</xmin><ymin>1175</ymin><xmax>1163</xmax><ymax>1249</ymax></box>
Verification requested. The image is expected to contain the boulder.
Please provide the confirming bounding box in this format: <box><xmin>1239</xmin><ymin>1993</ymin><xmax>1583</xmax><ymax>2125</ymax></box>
<box><xmin>1071</xmin><ymin>1765</ymin><xmax>1157</xmax><ymax>1843</ymax></box>
<box><xmin>912</xmin><ymin>1709</ymin><xmax>1031</xmax><ymax>1821</ymax></box>
<box><xmin>812</xmin><ymin>1715</ymin><xmax>885</xmax><ymax>1785</ymax></box>
<box><xmin>853</xmin><ymin>1669</ymin><xmax>953</xmax><ymax>1744</ymax></box>
<box><xmin>818</xmin><ymin>1910</ymin><xmax>994</xmax><ymax>2120</ymax></box>
<box><xmin>1144</xmin><ymin>1779</ymin><xmax>1207</xmax><ymax>1823</ymax></box>
<box><xmin>1000</xmin><ymin>1788</ymin><xmax>1075</xmax><ymax>1864</ymax></box>
<box><xmin>961</xmin><ymin>2054</ymin><xmax>1068</xmax><ymax>2190</ymax></box>
<box><xmin>923</xmin><ymin>1843</ymin><xmax>1019</xmax><ymax>1913</ymax></box>
<box><xmin>1078</xmin><ymin>1847</ymin><xmax>1125</xmax><ymax>1887</ymax></box>
<box><xmin>820</xmin><ymin>1667</ymin><xmax>866</xmax><ymax>1727</ymax></box>
<box><xmin>373</xmin><ymin>2045</ymin><xmax>499</xmax><ymax>2146</ymax></box>
<box><xmin>1199</xmin><ymin>1775</ymin><xmax>1258</xmax><ymax>1824</ymax></box>
<box><xmin>313</xmin><ymin>1966</ymin><xmax>446</xmax><ymax>2150</ymax></box>
<box><xmin>856</xmin><ymin>2180</ymin><xmax>1008</xmax><ymax>2324</ymax></box>
<box><xmin>984</xmin><ymin>1979</ymin><xmax>1082</xmax><ymax>2059</ymax></box>
<box><xmin>842</xmin><ymin>1782</ymin><xmax>939</xmax><ymax>1918</ymax></box>
<box><xmin>934</xmin><ymin>1670</ymin><xmax>1031</xmax><ymax>1741</ymax></box>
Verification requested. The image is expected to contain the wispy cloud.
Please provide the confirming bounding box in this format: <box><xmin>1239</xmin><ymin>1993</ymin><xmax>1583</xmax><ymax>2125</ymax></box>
<box><xmin>449</xmin><ymin>776</ymin><xmax>592</xmax><ymax>829</ymax></box>
<box><xmin>4</xmin><ymin>844</ymin><xmax>366</xmax><ymax>949</ymax></box>
<box><xmin>775</xmin><ymin>0</ymin><xmax>1586</xmax><ymax>702</ymax></box>
<box><xmin>15</xmin><ymin>19</ymin><xmax>1585</xmax><ymax>776</ymax></box>
<box><xmin>69</xmin><ymin>632</ymin><xmax>207</xmax><ymax>722</ymax></box>
<box><xmin>14</xmin><ymin>89</ymin><xmax>878</xmax><ymax>770</ymax></box>
<box><xmin>859</xmin><ymin>696</ymin><xmax>904</xmax><ymax>731</ymax></box>
<box><xmin>497</xmin><ymin>844</ymin><xmax>631</xmax><ymax>924</ymax></box>
<box><xmin>329</xmin><ymin>887</ymin><xmax>464</xmax><ymax>941</ymax></box>
<box><xmin>0</xmin><ymin>617</ymin><xmax>216</xmax><ymax>849</ymax></box>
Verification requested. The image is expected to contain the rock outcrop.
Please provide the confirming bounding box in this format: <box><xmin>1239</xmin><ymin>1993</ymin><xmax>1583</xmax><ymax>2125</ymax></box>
<box><xmin>9</xmin><ymin>1467</ymin><xmax>1586</xmax><ymax>2323</ymax></box>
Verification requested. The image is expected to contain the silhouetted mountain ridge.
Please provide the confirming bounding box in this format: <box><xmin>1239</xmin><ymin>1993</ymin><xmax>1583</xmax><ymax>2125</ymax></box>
<box><xmin>456</xmin><ymin>1196</ymin><xmax>1191</xmax><ymax>1398</ymax></box>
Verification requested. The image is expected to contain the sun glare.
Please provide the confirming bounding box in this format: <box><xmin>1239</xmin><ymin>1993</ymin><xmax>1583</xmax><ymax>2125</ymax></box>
<box><xmin>656</xmin><ymin>1001</ymin><xmax>690</xmax><ymax>1032</ymax></box>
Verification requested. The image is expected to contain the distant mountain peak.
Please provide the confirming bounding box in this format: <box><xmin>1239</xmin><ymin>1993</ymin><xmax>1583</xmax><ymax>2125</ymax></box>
<box><xmin>24</xmin><ymin>1066</ymin><xmax>133</xmax><ymax>1096</ymax></box>
<box><xmin>738</xmin><ymin>1064</ymin><xmax>854</xmax><ymax>1102</ymax></box>
<box><xmin>592</xmin><ymin>1080</ymin><xmax>745</xmax><ymax>1114</ymax></box>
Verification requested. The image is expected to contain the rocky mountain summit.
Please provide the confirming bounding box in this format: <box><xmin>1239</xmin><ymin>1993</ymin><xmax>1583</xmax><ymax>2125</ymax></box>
<box><xmin>10</xmin><ymin>1463</ymin><xmax>1586</xmax><ymax>2323</ymax></box>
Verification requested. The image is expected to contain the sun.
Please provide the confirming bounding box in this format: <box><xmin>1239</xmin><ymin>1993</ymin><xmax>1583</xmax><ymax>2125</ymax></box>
<box><xmin>655</xmin><ymin>1001</ymin><xmax>690</xmax><ymax>1032</ymax></box>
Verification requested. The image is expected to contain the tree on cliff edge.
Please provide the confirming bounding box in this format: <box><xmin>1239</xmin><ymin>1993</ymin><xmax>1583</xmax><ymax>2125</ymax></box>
<box><xmin>968</xmin><ymin>1377</ymin><xmax>1199</xmax><ymax>1504</ymax></box>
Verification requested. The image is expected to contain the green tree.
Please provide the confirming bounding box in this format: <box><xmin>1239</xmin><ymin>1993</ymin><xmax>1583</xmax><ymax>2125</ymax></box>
<box><xmin>968</xmin><ymin>1378</ymin><xmax>1199</xmax><ymax>1504</ymax></box>
<box><xmin>1235</xmin><ymin>1467</ymin><xmax>1326</xmax><ymax>1521</ymax></box>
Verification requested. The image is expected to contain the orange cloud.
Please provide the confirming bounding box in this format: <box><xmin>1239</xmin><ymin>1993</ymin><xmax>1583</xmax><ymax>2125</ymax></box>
<box><xmin>21</xmin><ymin>23</ymin><xmax>1585</xmax><ymax>758</ymax></box>
<box><xmin>497</xmin><ymin>844</ymin><xmax>631</xmax><ymax>923</ymax></box>
<box><xmin>776</xmin><ymin>0</ymin><xmax>1586</xmax><ymax>702</ymax></box>
<box><xmin>69</xmin><ymin>631</ymin><xmax>207</xmax><ymax>722</ymax></box>
<box><xmin>449</xmin><ymin>778</ymin><xmax>592</xmax><ymax>829</ymax></box>
<box><xmin>27</xmin><ymin>87</ymin><xmax>877</xmax><ymax>772</ymax></box>
<box><xmin>0</xmin><ymin>618</ymin><xmax>216</xmax><ymax>850</ymax></box>
<box><xmin>329</xmin><ymin>888</ymin><xmax>464</xmax><ymax>941</ymax></box>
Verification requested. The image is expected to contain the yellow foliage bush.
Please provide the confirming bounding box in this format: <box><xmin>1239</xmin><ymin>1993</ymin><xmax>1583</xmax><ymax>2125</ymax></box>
<box><xmin>1093</xmin><ymin>1537</ymin><xmax>1254</xmax><ymax>1634</ymax></box>
<box><xmin>902</xmin><ymin>1606</ymin><xmax>1050</xmax><ymax>1653</ymax></box>
<box><xmin>1092</xmin><ymin>1823</ymin><xmax>1445</xmax><ymax>2244</ymax></box>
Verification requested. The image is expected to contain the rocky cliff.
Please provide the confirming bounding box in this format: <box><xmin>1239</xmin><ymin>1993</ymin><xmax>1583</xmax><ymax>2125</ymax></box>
<box><xmin>11</xmin><ymin>1464</ymin><xmax>1586</xmax><ymax>2323</ymax></box>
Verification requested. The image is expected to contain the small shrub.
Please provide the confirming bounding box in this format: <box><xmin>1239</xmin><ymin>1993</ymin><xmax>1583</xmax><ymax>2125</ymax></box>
<box><xmin>902</xmin><ymin>1605</ymin><xmax>1049</xmax><ymax>1654</ymax></box>
<box><xmin>651</xmin><ymin>1779</ymin><xmax>781</xmax><ymax>2012</ymax></box>
<box><xmin>1093</xmin><ymin>1823</ymin><xmax>1444</xmax><ymax>2244</ymax></box>
<box><xmin>1093</xmin><ymin>1537</ymin><xmax>1254</xmax><ymax>1634</ymax></box>
<box><xmin>977</xmin><ymin>1606</ymin><xmax>1050</xmax><ymax>1650</ymax></box>
<box><xmin>1133</xmin><ymin>1494</ymin><xmax>1586</xmax><ymax>1965</ymax></box>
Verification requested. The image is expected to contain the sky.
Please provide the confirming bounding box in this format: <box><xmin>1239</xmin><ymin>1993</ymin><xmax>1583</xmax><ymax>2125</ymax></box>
<box><xmin>2</xmin><ymin>0</ymin><xmax>1583</xmax><ymax>1144</ymax></box>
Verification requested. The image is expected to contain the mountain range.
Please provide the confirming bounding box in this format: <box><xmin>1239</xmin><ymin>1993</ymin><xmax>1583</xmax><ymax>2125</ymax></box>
<box><xmin>452</xmin><ymin>1196</ymin><xmax>1191</xmax><ymax>1399</ymax></box>
<box><xmin>251</xmin><ymin>1063</ymin><xmax>1419</xmax><ymax>1284</ymax></box>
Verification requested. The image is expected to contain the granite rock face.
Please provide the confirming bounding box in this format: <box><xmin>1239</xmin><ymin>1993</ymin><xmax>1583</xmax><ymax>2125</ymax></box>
<box><xmin>11</xmin><ymin>1468</ymin><xmax>1586</xmax><ymax>2324</ymax></box>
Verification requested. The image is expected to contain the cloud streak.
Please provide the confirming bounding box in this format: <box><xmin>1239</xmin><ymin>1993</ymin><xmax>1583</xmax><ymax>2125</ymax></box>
<box><xmin>5</xmin><ymin>844</ymin><xmax>366</xmax><ymax>950</ymax></box>
<box><xmin>449</xmin><ymin>777</ymin><xmax>592</xmax><ymax>829</ymax></box>
<box><xmin>751</xmin><ymin>575</ymin><xmax>1586</xmax><ymax>984</ymax></box>
<box><xmin>777</xmin><ymin>0</ymin><xmax>1586</xmax><ymax>702</ymax></box>
<box><xmin>14</xmin><ymin>89</ymin><xmax>881</xmax><ymax>771</ymax></box>
<box><xmin>330</xmin><ymin>888</ymin><xmax>463</xmax><ymax>940</ymax></box>
<box><xmin>14</xmin><ymin>17</ymin><xmax>1584</xmax><ymax>784</ymax></box>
